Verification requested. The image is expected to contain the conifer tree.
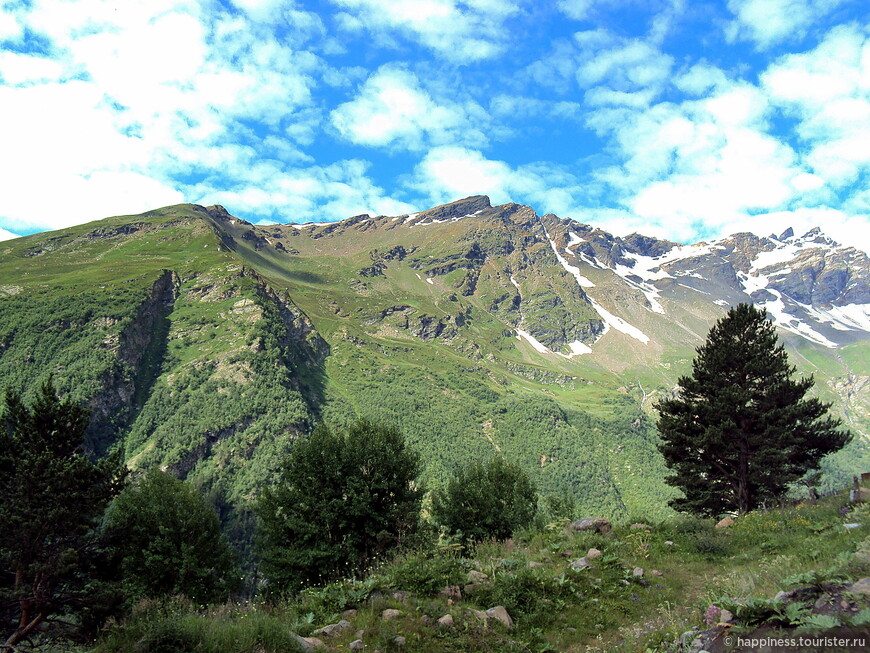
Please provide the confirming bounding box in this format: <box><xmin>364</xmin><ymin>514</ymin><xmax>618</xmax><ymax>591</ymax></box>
<box><xmin>0</xmin><ymin>381</ymin><xmax>124</xmax><ymax>648</ymax></box>
<box><xmin>656</xmin><ymin>303</ymin><xmax>851</xmax><ymax>516</ymax></box>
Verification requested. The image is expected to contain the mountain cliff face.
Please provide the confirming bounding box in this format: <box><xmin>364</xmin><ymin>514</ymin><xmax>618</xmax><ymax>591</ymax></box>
<box><xmin>0</xmin><ymin>197</ymin><xmax>867</xmax><ymax>531</ymax></box>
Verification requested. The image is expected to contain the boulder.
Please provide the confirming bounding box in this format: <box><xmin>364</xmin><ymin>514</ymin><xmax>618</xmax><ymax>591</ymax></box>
<box><xmin>393</xmin><ymin>636</ymin><xmax>406</xmax><ymax>647</ymax></box>
<box><xmin>633</xmin><ymin>567</ymin><xmax>644</xmax><ymax>578</ymax></box>
<box><xmin>650</xmin><ymin>569</ymin><xmax>663</xmax><ymax>577</ymax></box>
<box><xmin>436</xmin><ymin>614</ymin><xmax>454</xmax><ymax>627</ymax></box>
<box><xmin>715</xmin><ymin>516</ymin><xmax>735</xmax><ymax>529</ymax></box>
<box><xmin>846</xmin><ymin>577</ymin><xmax>870</xmax><ymax>596</ymax></box>
<box><xmin>381</xmin><ymin>609</ymin><xmax>402</xmax><ymax>621</ymax></box>
<box><xmin>291</xmin><ymin>633</ymin><xmax>326</xmax><ymax>651</ymax></box>
<box><xmin>586</xmin><ymin>548</ymin><xmax>603</xmax><ymax>560</ymax></box>
<box><xmin>312</xmin><ymin>620</ymin><xmax>352</xmax><ymax>638</ymax></box>
<box><xmin>571</xmin><ymin>517</ymin><xmax>612</xmax><ymax>533</ymax></box>
<box><xmin>349</xmin><ymin>639</ymin><xmax>364</xmax><ymax>651</ymax></box>
<box><xmin>630</xmin><ymin>523</ymin><xmax>651</xmax><ymax>530</ymax></box>
<box><xmin>570</xmin><ymin>557</ymin><xmax>590</xmax><ymax>570</ymax></box>
<box><xmin>468</xmin><ymin>570</ymin><xmax>489</xmax><ymax>583</ymax></box>
<box><xmin>485</xmin><ymin>606</ymin><xmax>514</xmax><ymax>628</ymax></box>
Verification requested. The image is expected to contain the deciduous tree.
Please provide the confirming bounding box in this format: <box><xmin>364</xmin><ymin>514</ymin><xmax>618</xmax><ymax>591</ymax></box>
<box><xmin>255</xmin><ymin>420</ymin><xmax>421</xmax><ymax>592</ymax></box>
<box><xmin>431</xmin><ymin>457</ymin><xmax>537</xmax><ymax>545</ymax></box>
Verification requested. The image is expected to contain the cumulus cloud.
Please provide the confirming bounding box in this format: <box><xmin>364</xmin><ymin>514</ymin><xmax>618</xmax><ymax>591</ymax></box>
<box><xmin>0</xmin><ymin>0</ymin><xmax>331</xmax><ymax>231</ymax></box>
<box><xmin>725</xmin><ymin>0</ymin><xmax>850</xmax><ymax>49</ymax></box>
<box><xmin>761</xmin><ymin>24</ymin><xmax>870</xmax><ymax>188</ymax></box>
<box><xmin>330</xmin><ymin>66</ymin><xmax>487</xmax><ymax>151</ymax></box>
<box><xmin>331</xmin><ymin>0</ymin><xmax>521</xmax><ymax>61</ymax></box>
<box><xmin>529</xmin><ymin>29</ymin><xmax>673</xmax><ymax>107</ymax></box>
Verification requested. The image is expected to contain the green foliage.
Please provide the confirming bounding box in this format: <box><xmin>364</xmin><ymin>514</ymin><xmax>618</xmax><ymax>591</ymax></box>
<box><xmin>387</xmin><ymin>551</ymin><xmax>468</xmax><ymax>596</ymax></box>
<box><xmin>0</xmin><ymin>380</ymin><xmax>125</xmax><ymax>647</ymax></box>
<box><xmin>104</xmin><ymin>470</ymin><xmax>240</xmax><ymax>605</ymax></box>
<box><xmin>255</xmin><ymin>420</ymin><xmax>422</xmax><ymax>593</ymax></box>
<box><xmin>431</xmin><ymin>457</ymin><xmax>538</xmax><ymax>545</ymax></box>
<box><xmin>656</xmin><ymin>303</ymin><xmax>852</xmax><ymax>516</ymax></box>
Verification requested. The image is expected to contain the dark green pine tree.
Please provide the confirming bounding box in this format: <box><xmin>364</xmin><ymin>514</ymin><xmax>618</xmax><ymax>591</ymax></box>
<box><xmin>656</xmin><ymin>303</ymin><xmax>851</xmax><ymax>516</ymax></box>
<box><xmin>0</xmin><ymin>381</ymin><xmax>125</xmax><ymax>648</ymax></box>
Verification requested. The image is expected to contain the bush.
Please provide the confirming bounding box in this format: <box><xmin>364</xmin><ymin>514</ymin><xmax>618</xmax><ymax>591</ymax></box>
<box><xmin>255</xmin><ymin>420</ymin><xmax>422</xmax><ymax>593</ymax></box>
<box><xmin>387</xmin><ymin>551</ymin><xmax>468</xmax><ymax>595</ymax></box>
<box><xmin>431</xmin><ymin>457</ymin><xmax>537</xmax><ymax>545</ymax></box>
<box><xmin>104</xmin><ymin>471</ymin><xmax>240</xmax><ymax>605</ymax></box>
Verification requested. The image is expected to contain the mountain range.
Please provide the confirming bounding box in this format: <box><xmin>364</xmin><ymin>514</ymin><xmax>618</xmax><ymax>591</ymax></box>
<box><xmin>1</xmin><ymin>195</ymin><xmax>867</xmax><ymax>540</ymax></box>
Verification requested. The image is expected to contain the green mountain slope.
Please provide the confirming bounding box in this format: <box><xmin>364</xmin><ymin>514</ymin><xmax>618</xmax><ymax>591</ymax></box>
<box><xmin>1</xmin><ymin>198</ymin><xmax>866</xmax><ymax>540</ymax></box>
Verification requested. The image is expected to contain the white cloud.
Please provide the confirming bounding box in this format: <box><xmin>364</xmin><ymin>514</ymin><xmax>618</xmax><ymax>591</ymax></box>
<box><xmin>0</xmin><ymin>227</ymin><xmax>21</xmax><ymax>241</ymax></box>
<box><xmin>725</xmin><ymin>0</ymin><xmax>849</xmax><ymax>49</ymax></box>
<box><xmin>330</xmin><ymin>66</ymin><xmax>487</xmax><ymax>150</ymax></box>
<box><xmin>529</xmin><ymin>29</ymin><xmax>673</xmax><ymax>107</ymax></box>
<box><xmin>556</xmin><ymin>0</ymin><xmax>595</xmax><ymax>20</ymax></box>
<box><xmin>197</xmin><ymin>158</ymin><xmax>416</xmax><ymax>222</ymax></box>
<box><xmin>761</xmin><ymin>25</ymin><xmax>870</xmax><ymax>188</ymax></box>
<box><xmin>331</xmin><ymin>0</ymin><xmax>520</xmax><ymax>61</ymax></box>
<box><xmin>409</xmin><ymin>146</ymin><xmax>514</xmax><ymax>205</ymax></box>
<box><xmin>0</xmin><ymin>0</ymin><xmax>331</xmax><ymax>231</ymax></box>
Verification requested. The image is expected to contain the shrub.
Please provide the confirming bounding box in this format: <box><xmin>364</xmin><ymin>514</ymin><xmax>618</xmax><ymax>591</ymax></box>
<box><xmin>104</xmin><ymin>470</ymin><xmax>240</xmax><ymax>605</ymax></box>
<box><xmin>431</xmin><ymin>457</ymin><xmax>537</xmax><ymax>546</ymax></box>
<box><xmin>255</xmin><ymin>420</ymin><xmax>422</xmax><ymax>593</ymax></box>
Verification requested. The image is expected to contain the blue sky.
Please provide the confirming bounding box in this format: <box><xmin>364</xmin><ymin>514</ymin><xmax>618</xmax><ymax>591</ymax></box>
<box><xmin>0</xmin><ymin>0</ymin><xmax>868</xmax><ymax>251</ymax></box>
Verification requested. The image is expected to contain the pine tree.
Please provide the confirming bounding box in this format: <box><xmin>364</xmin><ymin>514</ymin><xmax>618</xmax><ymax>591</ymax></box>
<box><xmin>0</xmin><ymin>381</ymin><xmax>124</xmax><ymax>648</ymax></box>
<box><xmin>656</xmin><ymin>303</ymin><xmax>851</xmax><ymax>516</ymax></box>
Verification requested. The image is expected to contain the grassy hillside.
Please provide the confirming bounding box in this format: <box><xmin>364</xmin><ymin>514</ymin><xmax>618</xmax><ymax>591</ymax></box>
<box><xmin>0</xmin><ymin>199</ymin><xmax>867</xmax><ymax>545</ymax></box>
<box><xmin>91</xmin><ymin>493</ymin><xmax>870</xmax><ymax>652</ymax></box>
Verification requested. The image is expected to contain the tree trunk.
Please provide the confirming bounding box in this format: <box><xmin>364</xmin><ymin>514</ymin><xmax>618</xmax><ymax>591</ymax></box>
<box><xmin>5</xmin><ymin>604</ymin><xmax>47</xmax><ymax>648</ymax></box>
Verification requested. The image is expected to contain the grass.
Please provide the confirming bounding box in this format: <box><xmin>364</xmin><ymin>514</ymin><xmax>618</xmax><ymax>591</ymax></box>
<box><xmin>91</xmin><ymin>493</ymin><xmax>870</xmax><ymax>653</ymax></box>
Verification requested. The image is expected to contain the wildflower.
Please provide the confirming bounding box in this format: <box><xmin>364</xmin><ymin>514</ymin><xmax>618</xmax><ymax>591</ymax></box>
<box><xmin>703</xmin><ymin>605</ymin><xmax>721</xmax><ymax>627</ymax></box>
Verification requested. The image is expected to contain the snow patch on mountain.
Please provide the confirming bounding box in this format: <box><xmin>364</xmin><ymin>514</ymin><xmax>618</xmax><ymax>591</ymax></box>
<box><xmin>516</xmin><ymin>330</ymin><xmax>592</xmax><ymax>358</ymax></box>
<box><xmin>547</xmin><ymin>236</ymin><xmax>595</xmax><ymax>287</ymax></box>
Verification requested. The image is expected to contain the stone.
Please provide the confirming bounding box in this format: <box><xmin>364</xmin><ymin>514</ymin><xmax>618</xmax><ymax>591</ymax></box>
<box><xmin>393</xmin><ymin>636</ymin><xmax>406</xmax><ymax>647</ymax></box>
<box><xmin>342</xmin><ymin>609</ymin><xmax>359</xmax><ymax>618</ymax></box>
<box><xmin>633</xmin><ymin>567</ymin><xmax>644</xmax><ymax>578</ymax></box>
<box><xmin>438</xmin><ymin>585</ymin><xmax>462</xmax><ymax>602</ymax></box>
<box><xmin>846</xmin><ymin>578</ymin><xmax>870</xmax><ymax>596</ymax></box>
<box><xmin>664</xmin><ymin>541</ymin><xmax>674</xmax><ymax>547</ymax></box>
<box><xmin>468</xmin><ymin>570</ymin><xmax>489</xmax><ymax>583</ymax></box>
<box><xmin>392</xmin><ymin>590</ymin><xmax>410</xmax><ymax>601</ymax></box>
<box><xmin>528</xmin><ymin>561</ymin><xmax>544</xmax><ymax>568</ymax></box>
<box><xmin>571</xmin><ymin>517</ymin><xmax>612</xmax><ymax>534</ymax></box>
<box><xmin>650</xmin><ymin>569</ymin><xmax>663</xmax><ymax>577</ymax></box>
<box><xmin>570</xmin><ymin>557</ymin><xmax>590</xmax><ymax>570</ymax></box>
<box><xmin>348</xmin><ymin>639</ymin><xmax>364</xmax><ymax>651</ymax></box>
<box><xmin>719</xmin><ymin>609</ymin><xmax>734</xmax><ymax>623</ymax></box>
<box><xmin>312</xmin><ymin>620</ymin><xmax>352</xmax><ymax>638</ymax></box>
<box><xmin>586</xmin><ymin>548</ymin><xmax>603</xmax><ymax>560</ymax></box>
<box><xmin>470</xmin><ymin>609</ymin><xmax>488</xmax><ymax>622</ymax></box>
<box><xmin>291</xmin><ymin>633</ymin><xmax>326</xmax><ymax>651</ymax></box>
<box><xmin>715</xmin><ymin>516</ymin><xmax>735</xmax><ymax>529</ymax></box>
<box><xmin>630</xmin><ymin>523</ymin><xmax>651</xmax><ymax>530</ymax></box>
<box><xmin>485</xmin><ymin>606</ymin><xmax>514</xmax><ymax>629</ymax></box>
<box><xmin>463</xmin><ymin>583</ymin><xmax>476</xmax><ymax>593</ymax></box>
<box><xmin>437</xmin><ymin>614</ymin><xmax>454</xmax><ymax>627</ymax></box>
<box><xmin>381</xmin><ymin>609</ymin><xmax>402</xmax><ymax>621</ymax></box>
